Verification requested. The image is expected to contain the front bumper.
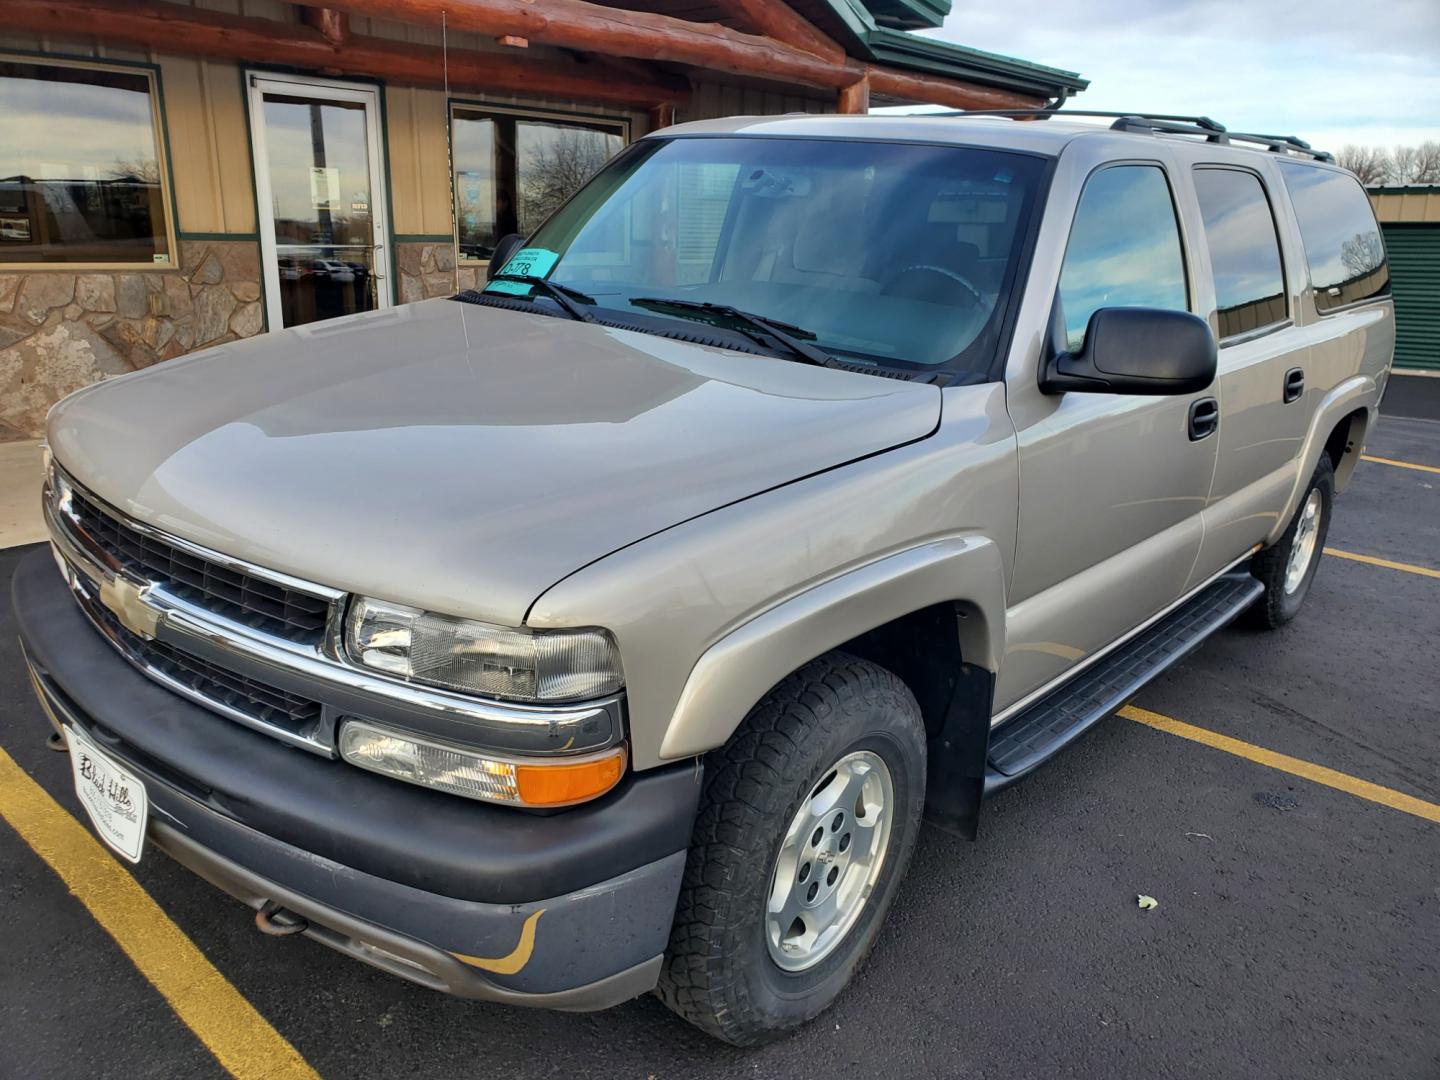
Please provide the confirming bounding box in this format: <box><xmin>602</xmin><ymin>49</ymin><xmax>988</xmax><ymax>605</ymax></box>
<box><xmin>14</xmin><ymin>549</ymin><xmax>701</xmax><ymax>1009</ymax></box>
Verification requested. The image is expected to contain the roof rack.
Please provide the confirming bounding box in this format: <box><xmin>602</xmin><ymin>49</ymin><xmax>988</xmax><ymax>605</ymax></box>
<box><xmin>927</xmin><ymin>109</ymin><xmax>1335</xmax><ymax>163</ymax></box>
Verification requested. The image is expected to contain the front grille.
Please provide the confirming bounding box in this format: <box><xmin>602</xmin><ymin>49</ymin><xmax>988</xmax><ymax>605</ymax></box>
<box><xmin>69</xmin><ymin>490</ymin><xmax>331</xmax><ymax>645</ymax></box>
<box><xmin>88</xmin><ymin>598</ymin><xmax>323</xmax><ymax>736</ymax></box>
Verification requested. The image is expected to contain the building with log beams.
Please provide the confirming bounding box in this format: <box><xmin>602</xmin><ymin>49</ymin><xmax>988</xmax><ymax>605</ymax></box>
<box><xmin>0</xmin><ymin>0</ymin><xmax>1086</xmax><ymax>438</ymax></box>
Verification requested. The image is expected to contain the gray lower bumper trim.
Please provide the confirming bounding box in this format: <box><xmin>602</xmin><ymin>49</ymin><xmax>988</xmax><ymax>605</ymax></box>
<box><xmin>153</xmin><ymin>821</ymin><xmax>665</xmax><ymax>1012</ymax></box>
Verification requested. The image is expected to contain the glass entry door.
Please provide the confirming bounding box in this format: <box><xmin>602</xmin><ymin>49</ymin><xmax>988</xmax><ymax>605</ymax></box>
<box><xmin>248</xmin><ymin>74</ymin><xmax>390</xmax><ymax>329</ymax></box>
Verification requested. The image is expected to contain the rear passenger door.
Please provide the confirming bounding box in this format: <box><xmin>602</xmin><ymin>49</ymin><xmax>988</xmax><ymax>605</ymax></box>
<box><xmin>1188</xmin><ymin>163</ymin><xmax>1305</xmax><ymax>583</ymax></box>
<box><xmin>1001</xmin><ymin>155</ymin><xmax>1218</xmax><ymax>711</ymax></box>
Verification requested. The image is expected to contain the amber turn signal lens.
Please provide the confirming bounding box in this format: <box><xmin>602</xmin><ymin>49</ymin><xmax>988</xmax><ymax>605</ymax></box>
<box><xmin>515</xmin><ymin>747</ymin><xmax>627</xmax><ymax>807</ymax></box>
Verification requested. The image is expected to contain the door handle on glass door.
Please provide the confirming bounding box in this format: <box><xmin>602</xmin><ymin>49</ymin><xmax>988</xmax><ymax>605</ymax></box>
<box><xmin>372</xmin><ymin>244</ymin><xmax>386</xmax><ymax>280</ymax></box>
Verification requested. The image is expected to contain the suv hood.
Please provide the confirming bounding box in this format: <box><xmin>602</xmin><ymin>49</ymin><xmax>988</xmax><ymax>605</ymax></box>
<box><xmin>48</xmin><ymin>299</ymin><xmax>940</xmax><ymax>625</ymax></box>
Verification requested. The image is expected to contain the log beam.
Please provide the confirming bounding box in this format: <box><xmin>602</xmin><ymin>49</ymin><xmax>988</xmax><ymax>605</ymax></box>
<box><xmin>5</xmin><ymin>0</ymin><xmax>688</xmax><ymax>108</ymax></box>
<box><xmin>323</xmin><ymin>0</ymin><xmax>856</xmax><ymax>89</ymax></box>
<box><xmin>11</xmin><ymin>0</ymin><xmax>1044</xmax><ymax>111</ymax></box>
<box><xmin>708</xmin><ymin>0</ymin><xmax>846</xmax><ymax>63</ymax></box>
<box><xmin>321</xmin><ymin>0</ymin><xmax>1045</xmax><ymax>108</ymax></box>
<box><xmin>837</xmin><ymin>76</ymin><xmax>869</xmax><ymax>114</ymax></box>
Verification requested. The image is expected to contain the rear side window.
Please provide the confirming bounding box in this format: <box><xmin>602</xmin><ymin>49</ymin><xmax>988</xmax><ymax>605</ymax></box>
<box><xmin>1058</xmin><ymin>165</ymin><xmax>1188</xmax><ymax>351</ymax></box>
<box><xmin>1193</xmin><ymin>168</ymin><xmax>1287</xmax><ymax>339</ymax></box>
<box><xmin>1277</xmin><ymin>162</ymin><xmax>1389</xmax><ymax>313</ymax></box>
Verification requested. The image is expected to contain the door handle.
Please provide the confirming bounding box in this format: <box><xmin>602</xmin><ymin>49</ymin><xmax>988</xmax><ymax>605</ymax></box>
<box><xmin>1283</xmin><ymin>367</ymin><xmax>1305</xmax><ymax>404</ymax></box>
<box><xmin>1188</xmin><ymin>397</ymin><xmax>1219</xmax><ymax>441</ymax></box>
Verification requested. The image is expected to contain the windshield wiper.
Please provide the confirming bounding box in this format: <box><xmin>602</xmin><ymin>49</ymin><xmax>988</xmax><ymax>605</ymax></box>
<box><xmin>629</xmin><ymin>297</ymin><xmax>838</xmax><ymax>367</ymax></box>
<box><xmin>491</xmin><ymin>275</ymin><xmax>597</xmax><ymax>322</ymax></box>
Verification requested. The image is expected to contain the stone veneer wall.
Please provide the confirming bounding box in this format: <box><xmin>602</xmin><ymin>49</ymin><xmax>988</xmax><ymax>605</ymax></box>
<box><xmin>455</xmin><ymin>264</ymin><xmax>484</xmax><ymax>293</ymax></box>
<box><xmin>0</xmin><ymin>240</ymin><xmax>265</xmax><ymax>439</ymax></box>
<box><xmin>396</xmin><ymin>242</ymin><xmax>459</xmax><ymax>303</ymax></box>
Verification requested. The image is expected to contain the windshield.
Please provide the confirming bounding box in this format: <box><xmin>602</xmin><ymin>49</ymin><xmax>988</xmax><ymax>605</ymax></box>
<box><xmin>491</xmin><ymin>136</ymin><xmax>1046</xmax><ymax>372</ymax></box>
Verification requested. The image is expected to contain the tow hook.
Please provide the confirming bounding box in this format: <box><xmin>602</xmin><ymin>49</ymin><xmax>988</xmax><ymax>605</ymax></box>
<box><xmin>255</xmin><ymin>900</ymin><xmax>309</xmax><ymax>937</ymax></box>
<box><xmin>46</xmin><ymin>732</ymin><xmax>68</xmax><ymax>753</ymax></box>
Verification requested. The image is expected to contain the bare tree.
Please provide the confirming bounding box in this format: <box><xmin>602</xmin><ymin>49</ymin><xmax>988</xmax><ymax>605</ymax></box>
<box><xmin>518</xmin><ymin>130</ymin><xmax>618</xmax><ymax>234</ymax></box>
<box><xmin>108</xmin><ymin>156</ymin><xmax>162</xmax><ymax>184</ymax></box>
<box><xmin>1391</xmin><ymin>145</ymin><xmax>1419</xmax><ymax>183</ymax></box>
<box><xmin>1393</xmin><ymin>140</ymin><xmax>1440</xmax><ymax>184</ymax></box>
<box><xmin>1341</xmin><ymin>230</ymin><xmax>1385</xmax><ymax>279</ymax></box>
<box><xmin>1334</xmin><ymin>140</ymin><xmax>1440</xmax><ymax>186</ymax></box>
<box><xmin>1336</xmin><ymin>144</ymin><xmax>1392</xmax><ymax>185</ymax></box>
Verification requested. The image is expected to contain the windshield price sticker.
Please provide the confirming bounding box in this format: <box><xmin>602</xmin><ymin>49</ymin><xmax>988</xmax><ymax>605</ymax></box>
<box><xmin>67</xmin><ymin>726</ymin><xmax>148</xmax><ymax>864</ymax></box>
<box><xmin>485</xmin><ymin>247</ymin><xmax>560</xmax><ymax>295</ymax></box>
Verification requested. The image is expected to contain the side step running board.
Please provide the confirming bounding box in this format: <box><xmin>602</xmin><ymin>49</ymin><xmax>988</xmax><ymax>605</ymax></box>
<box><xmin>984</xmin><ymin>572</ymin><xmax>1264</xmax><ymax>795</ymax></box>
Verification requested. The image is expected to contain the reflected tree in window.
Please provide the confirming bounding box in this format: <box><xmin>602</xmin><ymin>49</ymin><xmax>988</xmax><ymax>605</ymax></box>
<box><xmin>518</xmin><ymin>127</ymin><xmax>621</xmax><ymax>235</ymax></box>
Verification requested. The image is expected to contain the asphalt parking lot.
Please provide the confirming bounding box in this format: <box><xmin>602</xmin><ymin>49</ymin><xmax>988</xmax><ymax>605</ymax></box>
<box><xmin>2</xmin><ymin>386</ymin><xmax>1437</xmax><ymax>1080</ymax></box>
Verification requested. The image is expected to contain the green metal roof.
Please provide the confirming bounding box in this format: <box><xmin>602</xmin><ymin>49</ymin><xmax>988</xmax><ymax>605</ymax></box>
<box><xmin>863</xmin><ymin>0</ymin><xmax>952</xmax><ymax>31</ymax></box>
<box><xmin>822</xmin><ymin>0</ymin><xmax>1088</xmax><ymax>101</ymax></box>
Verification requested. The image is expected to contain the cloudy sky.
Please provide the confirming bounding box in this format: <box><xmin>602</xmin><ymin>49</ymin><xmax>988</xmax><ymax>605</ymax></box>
<box><xmin>919</xmin><ymin>0</ymin><xmax>1440</xmax><ymax>153</ymax></box>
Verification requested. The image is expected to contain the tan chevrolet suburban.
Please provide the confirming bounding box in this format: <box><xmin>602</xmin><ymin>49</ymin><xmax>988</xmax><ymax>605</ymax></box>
<box><xmin>15</xmin><ymin>110</ymin><xmax>1394</xmax><ymax>1045</ymax></box>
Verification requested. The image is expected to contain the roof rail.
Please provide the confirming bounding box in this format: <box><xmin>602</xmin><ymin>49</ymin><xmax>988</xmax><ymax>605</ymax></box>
<box><xmin>928</xmin><ymin>108</ymin><xmax>1335</xmax><ymax>163</ymax></box>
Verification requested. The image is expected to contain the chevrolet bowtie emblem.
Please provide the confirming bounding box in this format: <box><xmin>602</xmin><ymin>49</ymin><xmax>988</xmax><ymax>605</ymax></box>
<box><xmin>99</xmin><ymin>576</ymin><xmax>162</xmax><ymax>640</ymax></box>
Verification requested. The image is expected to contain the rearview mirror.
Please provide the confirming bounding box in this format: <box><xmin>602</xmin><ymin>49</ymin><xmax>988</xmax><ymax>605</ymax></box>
<box><xmin>1041</xmin><ymin>307</ymin><xmax>1216</xmax><ymax>395</ymax></box>
<box><xmin>486</xmin><ymin>233</ymin><xmax>524</xmax><ymax>281</ymax></box>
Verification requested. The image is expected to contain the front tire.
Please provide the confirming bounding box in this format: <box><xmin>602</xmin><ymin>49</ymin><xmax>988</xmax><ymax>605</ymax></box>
<box><xmin>656</xmin><ymin>653</ymin><xmax>926</xmax><ymax>1045</ymax></box>
<box><xmin>1247</xmin><ymin>454</ymin><xmax>1334</xmax><ymax>629</ymax></box>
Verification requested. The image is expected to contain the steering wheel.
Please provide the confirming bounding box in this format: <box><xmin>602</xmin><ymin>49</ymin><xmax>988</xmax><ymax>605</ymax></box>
<box><xmin>882</xmin><ymin>263</ymin><xmax>984</xmax><ymax>308</ymax></box>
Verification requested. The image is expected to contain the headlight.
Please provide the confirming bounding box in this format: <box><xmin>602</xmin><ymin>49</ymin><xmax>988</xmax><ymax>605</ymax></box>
<box><xmin>345</xmin><ymin>597</ymin><xmax>623</xmax><ymax>703</ymax></box>
<box><xmin>339</xmin><ymin>719</ymin><xmax>626</xmax><ymax>807</ymax></box>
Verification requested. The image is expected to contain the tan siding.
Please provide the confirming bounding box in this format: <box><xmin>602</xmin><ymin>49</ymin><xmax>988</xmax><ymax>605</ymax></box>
<box><xmin>386</xmin><ymin>86</ymin><xmax>454</xmax><ymax>237</ymax></box>
<box><xmin>1370</xmin><ymin>190</ymin><xmax>1440</xmax><ymax>224</ymax></box>
<box><xmin>206</xmin><ymin>62</ymin><xmax>258</xmax><ymax>234</ymax></box>
<box><xmin>155</xmin><ymin>56</ymin><xmax>255</xmax><ymax>235</ymax></box>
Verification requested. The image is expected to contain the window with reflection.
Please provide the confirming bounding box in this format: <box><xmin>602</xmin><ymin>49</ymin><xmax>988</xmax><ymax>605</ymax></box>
<box><xmin>258</xmin><ymin>93</ymin><xmax>378</xmax><ymax>326</ymax></box>
<box><xmin>451</xmin><ymin>107</ymin><xmax>626</xmax><ymax>262</ymax></box>
<box><xmin>0</xmin><ymin>57</ymin><xmax>174</xmax><ymax>266</ymax></box>
<box><xmin>1058</xmin><ymin>165</ymin><xmax>1189</xmax><ymax>352</ymax></box>
<box><xmin>1193</xmin><ymin>168</ymin><xmax>1287</xmax><ymax>339</ymax></box>
<box><xmin>1278</xmin><ymin>161</ymin><xmax>1389</xmax><ymax>313</ymax></box>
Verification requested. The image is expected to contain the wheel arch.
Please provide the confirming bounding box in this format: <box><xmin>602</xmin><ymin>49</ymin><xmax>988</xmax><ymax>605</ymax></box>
<box><xmin>1268</xmin><ymin>375</ymin><xmax>1379</xmax><ymax>544</ymax></box>
<box><xmin>657</xmin><ymin>536</ymin><xmax>1005</xmax><ymax>838</ymax></box>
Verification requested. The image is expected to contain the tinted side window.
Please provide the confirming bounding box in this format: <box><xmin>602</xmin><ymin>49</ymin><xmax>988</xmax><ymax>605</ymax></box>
<box><xmin>1193</xmin><ymin>168</ymin><xmax>1287</xmax><ymax>338</ymax></box>
<box><xmin>1278</xmin><ymin>162</ymin><xmax>1389</xmax><ymax>313</ymax></box>
<box><xmin>1058</xmin><ymin>165</ymin><xmax>1188</xmax><ymax>351</ymax></box>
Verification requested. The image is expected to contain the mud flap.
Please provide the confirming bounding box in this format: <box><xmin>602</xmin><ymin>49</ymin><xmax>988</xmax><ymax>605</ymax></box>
<box><xmin>922</xmin><ymin>662</ymin><xmax>994</xmax><ymax>840</ymax></box>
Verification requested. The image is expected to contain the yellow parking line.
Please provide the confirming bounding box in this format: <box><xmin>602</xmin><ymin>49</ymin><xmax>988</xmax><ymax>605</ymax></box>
<box><xmin>1324</xmin><ymin>547</ymin><xmax>1440</xmax><ymax>580</ymax></box>
<box><xmin>1361</xmin><ymin>454</ymin><xmax>1440</xmax><ymax>475</ymax></box>
<box><xmin>1121</xmin><ymin>705</ymin><xmax>1440</xmax><ymax>825</ymax></box>
<box><xmin>0</xmin><ymin>748</ymin><xmax>320</xmax><ymax>1080</ymax></box>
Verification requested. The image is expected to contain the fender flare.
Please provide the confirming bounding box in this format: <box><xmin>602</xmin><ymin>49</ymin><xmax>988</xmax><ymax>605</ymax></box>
<box><xmin>658</xmin><ymin>535</ymin><xmax>1006</xmax><ymax>761</ymax></box>
<box><xmin>1266</xmin><ymin>374</ymin><xmax>1377</xmax><ymax>546</ymax></box>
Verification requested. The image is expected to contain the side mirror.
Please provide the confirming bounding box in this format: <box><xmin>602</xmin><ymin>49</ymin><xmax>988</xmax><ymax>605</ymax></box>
<box><xmin>1041</xmin><ymin>307</ymin><xmax>1217</xmax><ymax>395</ymax></box>
<box><xmin>486</xmin><ymin>233</ymin><xmax>524</xmax><ymax>281</ymax></box>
